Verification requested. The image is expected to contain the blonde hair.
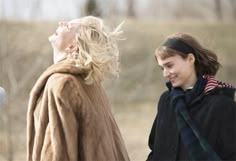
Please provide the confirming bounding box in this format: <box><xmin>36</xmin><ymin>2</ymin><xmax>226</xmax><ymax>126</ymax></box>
<box><xmin>68</xmin><ymin>16</ymin><xmax>124</xmax><ymax>84</ymax></box>
<box><xmin>155</xmin><ymin>33</ymin><xmax>221</xmax><ymax>76</ymax></box>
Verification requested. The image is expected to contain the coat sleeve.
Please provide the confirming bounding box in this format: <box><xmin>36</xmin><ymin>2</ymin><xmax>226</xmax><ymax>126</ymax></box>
<box><xmin>217</xmin><ymin>98</ymin><xmax>236</xmax><ymax>160</ymax></box>
<box><xmin>47</xmin><ymin>74</ymin><xmax>81</xmax><ymax>161</ymax></box>
<box><xmin>147</xmin><ymin>91</ymin><xmax>170</xmax><ymax>161</ymax></box>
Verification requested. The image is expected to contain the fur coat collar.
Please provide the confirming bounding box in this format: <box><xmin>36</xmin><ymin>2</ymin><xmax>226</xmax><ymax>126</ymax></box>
<box><xmin>27</xmin><ymin>59</ymin><xmax>129</xmax><ymax>161</ymax></box>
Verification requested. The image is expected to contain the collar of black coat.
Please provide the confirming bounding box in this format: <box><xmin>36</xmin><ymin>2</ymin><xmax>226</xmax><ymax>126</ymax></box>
<box><xmin>207</xmin><ymin>87</ymin><xmax>235</xmax><ymax>100</ymax></box>
<box><xmin>166</xmin><ymin>77</ymin><xmax>235</xmax><ymax>100</ymax></box>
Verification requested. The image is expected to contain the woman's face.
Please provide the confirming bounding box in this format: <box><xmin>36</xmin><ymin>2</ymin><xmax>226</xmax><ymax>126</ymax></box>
<box><xmin>156</xmin><ymin>53</ymin><xmax>196</xmax><ymax>90</ymax></box>
<box><xmin>49</xmin><ymin>19</ymin><xmax>80</xmax><ymax>52</ymax></box>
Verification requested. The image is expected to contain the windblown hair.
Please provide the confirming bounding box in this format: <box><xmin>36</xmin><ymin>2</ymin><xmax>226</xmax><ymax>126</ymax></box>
<box><xmin>68</xmin><ymin>16</ymin><xmax>124</xmax><ymax>84</ymax></box>
<box><xmin>155</xmin><ymin>33</ymin><xmax>221</xmax><ymax>76</ymax></box>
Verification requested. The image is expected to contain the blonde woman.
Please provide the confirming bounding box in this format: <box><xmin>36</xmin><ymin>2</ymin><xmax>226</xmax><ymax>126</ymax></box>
<box><xmin>147</xmin><ymin>33</ymin><xmax>235</xmax><ymax>161</ymax></box>
<box><xmin>27</xmin><ymin>16</ymin><xmax>129</xmax><ymax>161</ymax></box>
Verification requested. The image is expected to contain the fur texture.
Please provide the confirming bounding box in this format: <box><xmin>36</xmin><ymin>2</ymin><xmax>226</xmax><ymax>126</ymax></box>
<box><xmin>27</xmin><ymin>59</ymin><xmax>130</xmax><ymax>161</ymax></box>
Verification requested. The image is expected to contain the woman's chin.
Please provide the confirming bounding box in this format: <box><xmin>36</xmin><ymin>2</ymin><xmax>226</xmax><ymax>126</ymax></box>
<box><xmin>171</xmin><ymin>82</ymin><xmax>181</xmax><ymax>88</ymax></box>
<box><xmin>48</xmin><ymin>34</ymin><xmax>57</xmax><ymax>43</ymax></box>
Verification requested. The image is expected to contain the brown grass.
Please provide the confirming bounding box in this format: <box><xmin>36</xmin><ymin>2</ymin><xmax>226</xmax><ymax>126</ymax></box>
<box><xmin>0</xmin><ymin>19</ymin><xmax>235</xmax><ymax>161</ymax></box>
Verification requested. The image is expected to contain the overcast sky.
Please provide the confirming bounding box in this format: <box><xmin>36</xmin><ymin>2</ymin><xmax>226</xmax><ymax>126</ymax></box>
<box><xmin>1</xmin><ymin>0</ymin><xmax>149</xmax><ymax>21</ymax></box>
<box><xmin>1</xmin><ymin>0</ymin><xmax>85</xmax><ymax>20</ymax></box>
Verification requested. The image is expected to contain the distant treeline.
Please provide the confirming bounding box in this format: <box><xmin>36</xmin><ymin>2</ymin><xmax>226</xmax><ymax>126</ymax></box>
<box><xmin>0</xmin><ymin>0</ymin><xmax>236</xmax><ymax>21</ymax></box>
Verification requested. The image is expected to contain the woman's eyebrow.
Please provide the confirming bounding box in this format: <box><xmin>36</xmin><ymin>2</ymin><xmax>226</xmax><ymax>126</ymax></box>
<box><xmin>160</xmin><ymin>61</ymin><xmax>173</xmax><ymax>68</ymax></box>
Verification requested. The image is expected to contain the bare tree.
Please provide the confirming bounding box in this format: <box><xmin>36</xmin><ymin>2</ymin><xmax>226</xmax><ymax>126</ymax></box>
<box><xmin>107</xmin><ymin>0</ymin><xmax>118</xmax><ymax>18</ymax></box>
<box><xmin>85</xmin><ymin>0</ymin><xmax>101</xmax><ymax>17</ymax></box>
<box><xmin>215</xmin><ymin>0</ymin><xmax>223</xmax><ymax>20</ymax></box>
<box><xmin>149</xmin><ymin>0</ymin><xmax>160</xmax><ymax>18</ymax></box>
<box><xmin>126</xmin><ymin>0</ymin><xmax>135</xmax><ymax>17</ymax></box>
<box><xmin>230</xmin><ymin>0</ymin><xmax>236</xmax><ymax>20</ymax></box>
<box><xmin>0</xmin><ymin>37</ymin><xmax>44</xmax><ymax>160</ymax></box>
<box><xmin>0</xmin><ymin>0</ymin><xmax>5</xmax><ymax>19</ymax></box>
<box><xmin>175</xmin><ymin>0</ymin><xmax>185</xmax><ymax>18</ymax></box>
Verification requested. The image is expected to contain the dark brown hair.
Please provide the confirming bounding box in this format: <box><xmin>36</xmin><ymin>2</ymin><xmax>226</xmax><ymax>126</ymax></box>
<box><xmin>155</xmin><ymin>33</ymin><xmax>221</xmax><ymax>76</ymax></box>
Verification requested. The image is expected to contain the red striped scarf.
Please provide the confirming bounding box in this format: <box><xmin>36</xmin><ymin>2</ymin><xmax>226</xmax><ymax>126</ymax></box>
<box><xmin>203</xmin><ymin>75</ymin><xmax>235</xmax><ymax>93</ymax></box>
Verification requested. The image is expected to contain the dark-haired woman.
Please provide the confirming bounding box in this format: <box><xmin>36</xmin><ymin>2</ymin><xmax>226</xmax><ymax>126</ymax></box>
<box><xmin>147</xmin><ymin>33</ymin><xmax>235</xmax><ymax>161</ymax></box>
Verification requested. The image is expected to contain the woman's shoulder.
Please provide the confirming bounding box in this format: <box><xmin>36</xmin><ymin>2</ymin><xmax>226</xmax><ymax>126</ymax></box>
<box><xmin>160</xmin><ymin>90</ymin><xmax>170</xmax><ymax>100</ymax></box>
<box><xmin>48</xmin><ymin>73</ymin><xmax>76</xmax><ymax>84</ymax></box>
<box><xmin>47</xmin><ymin>73</ymin><xmax>80</xmax><ymax>94</ymax></box>
<box><xmin>204</xmin><ymin>87</ymin><xmax>236</xmax><ymax>113</ymax></box>
<box><xmin>157</xmin><ymin>90</ymin><xmax>171</xmax><ymax>109</ymax></box>
<box><xmin>207</xmin><ymin>87</ymin><xmax>235</xmax><ymax>103</ymax></box>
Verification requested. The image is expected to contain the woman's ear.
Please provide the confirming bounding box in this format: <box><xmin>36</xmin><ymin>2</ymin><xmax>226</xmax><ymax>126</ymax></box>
<box><xmin>66</xmin><ymin>44</ymin><xmax>78</xmax><ymax>53</ymax></box>
<box><xmin>188</xmin><ymin>53</ymin><xmax>195</xmax><ymax>64</ymax></box>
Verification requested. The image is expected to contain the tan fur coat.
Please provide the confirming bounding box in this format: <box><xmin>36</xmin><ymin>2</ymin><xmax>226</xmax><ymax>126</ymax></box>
<box><xmin>27</xmin><ymin>59</ymin><xmax>130</xmax><ymax>161</ymax></box>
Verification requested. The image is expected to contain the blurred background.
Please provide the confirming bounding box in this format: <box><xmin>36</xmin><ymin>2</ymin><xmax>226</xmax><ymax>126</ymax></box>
<box><xmin>0</xmin><ymin>0</ymin><xmax>236</xmax><ymax>160</ymax></box>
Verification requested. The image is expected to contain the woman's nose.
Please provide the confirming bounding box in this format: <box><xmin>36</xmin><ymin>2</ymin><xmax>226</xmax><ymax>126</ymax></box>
<box><xmin>163</xmin><ymin>69</ymin><xmax>169</xmax><ymax>78</ymax></box>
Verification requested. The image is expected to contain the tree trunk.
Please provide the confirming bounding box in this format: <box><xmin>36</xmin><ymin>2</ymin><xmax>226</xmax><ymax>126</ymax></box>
<box><xmin>215</xmin><ymin>0</ymin><xmax>223</xmax><ymax>20</ymax></box>
<box><xmin>175</xmin><ymin>0</ymin><xmax>185</xmax><ymax>18</ymax></box>
<box><xmin>127</xmin><ymin>0</ymin><xmax>135</xmax><ymax>17</ymax></box>
<box><xmin>108</xmin><ymin>0</ymin><xmax>118</xmax><ymax>18</ymax></box>
<box><xmin>149</xmin><ymin>0</ymin><xmax>159</xmax><ymax>18</ymax></box>
<box><xmin>230</xmin><ymin>0</ymin><xmax>236</xmax><ymax>20</ymax></box>
<box><xmin>0</xmin><ymin>0</ymin><xmax>5</xmax><ymax>18</ymax></box>
<box><xmin>85</xmin><ymin>0</ymin><xmax>101</xmax><ymax>17</ymax></box>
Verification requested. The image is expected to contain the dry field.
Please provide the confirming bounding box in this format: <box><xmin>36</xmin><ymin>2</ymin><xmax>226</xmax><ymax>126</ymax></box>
<box><xmin>0</xmin><ymin>19</ymin><xmax>235</xmax><ymax>161</ymax></box>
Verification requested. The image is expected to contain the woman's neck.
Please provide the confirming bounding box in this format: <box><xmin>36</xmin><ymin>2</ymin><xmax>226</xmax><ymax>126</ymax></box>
<box><xmin>182</xmin><ymin>73</ymin><xmax>198</xmax><ymax>91</ymax></box>
<box><xmin>53</xmin><ymin>50</ymin><xmax>67</xmax><ymax>64</ymax></box>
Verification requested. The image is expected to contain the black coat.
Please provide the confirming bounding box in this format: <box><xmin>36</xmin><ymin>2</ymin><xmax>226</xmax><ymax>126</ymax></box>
<box><xmin>147</xmin><ymin>87</ymin><xmax>236</xmax><ymax>161</ymax></box>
